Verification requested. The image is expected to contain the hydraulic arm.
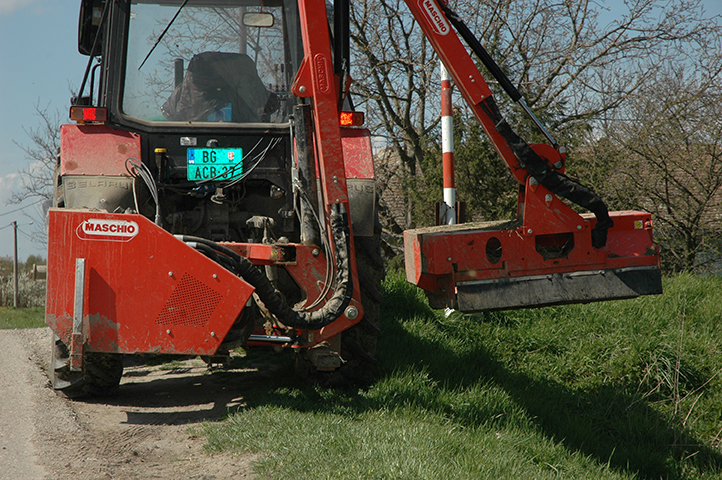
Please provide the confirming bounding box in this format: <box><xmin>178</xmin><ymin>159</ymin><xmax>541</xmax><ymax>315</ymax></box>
<box><xmin>400</xmin><ymin>0</ymin><xmax>661</xmax><ymax>310</ymax></box>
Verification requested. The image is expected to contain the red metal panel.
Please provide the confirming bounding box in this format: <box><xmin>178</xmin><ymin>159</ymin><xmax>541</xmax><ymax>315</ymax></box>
<box><xmin>341</xmin><ymin>128</ymin><xmax>375</xmax><ymax>180</ymax></box>
<box><xmin>521</xmin><ymin>178</ymin><xmax>588</xmax><ymax>237</ymax></box>
<box><xmin>60</xmin><ymin>124</ymin><xmax>141</xmax><ymax>176</ymax></box>
<box><xmin>405</xmin><ymin>209</ymin><xmax>659</xmax><ymax>300</ymax></box>
<box><xmin>45</xmin><ymin>209</ymin><xmax>254</xmax><ymax>356</ymax></box>
<box><xmin>291</xmin><ymin>0</ymin><xmax>349</xmax><ymax>206</ymax></box>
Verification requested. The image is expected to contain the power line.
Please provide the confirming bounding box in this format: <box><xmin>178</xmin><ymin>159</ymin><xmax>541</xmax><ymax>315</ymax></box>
<box><xmin>0</xmin><ymin>199</ymin><xmax>44</xmax><ymax>218</ymax></box>
<box><xmin>1</xmin><ymin>220</ymin><xmax>36</xmax><ymax>231</ymax></box>
<box><xmin>17</xmin><ymin>228</ymin><xmax>35</xmax><ymax>242</ymax></box>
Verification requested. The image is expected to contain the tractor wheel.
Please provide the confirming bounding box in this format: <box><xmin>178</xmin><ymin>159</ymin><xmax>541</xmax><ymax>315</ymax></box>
<box><xmin>294</xmin><ymin>218</ymin><xmax>385</xmax><ymax>387</ymax></box>
<box><xmin>50</xmin><ymin>335</ymin><xmax>124</xmax><ymax>398</ymax></box>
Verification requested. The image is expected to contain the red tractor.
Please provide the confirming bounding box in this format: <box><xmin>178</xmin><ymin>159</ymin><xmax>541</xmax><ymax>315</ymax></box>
<box><xmin>46</xmin><ymin>0</ymin><xmax>661</xmax><ymax>397</ymax></box>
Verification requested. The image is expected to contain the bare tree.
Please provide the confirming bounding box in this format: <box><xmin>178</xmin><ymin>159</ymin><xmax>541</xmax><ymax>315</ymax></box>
<box><xmin>461</xmin><ymin>0</ymin><xmax>721</xmax><ymax>131</ymax></box>
<box><xmin>583</xmin><ymin>63</ymin><xmax>722</xmax><ymax>272</ymax></box>
<box><xmin>350</xmin><ymin>0</ymin><xmax>438</xmax><ymax>176</ymax></box>
<box><xmin>9</xmin><ymin>103</ymin><xmax>62</xmax><ymax>248</ymax></box>
<box><xmin>350</xmin><ymin>0</ymin><xmax>438</xmax><ymax>229</ymax></box>
<box><xmin>350</xmin><ymin>0</ymin><xmax>722</xmax><ymax>230</ymax></box>
<box><xmin>11</xmin><ymin>103</ymin><xmax>61</xmax><ymax>208</ymax></box>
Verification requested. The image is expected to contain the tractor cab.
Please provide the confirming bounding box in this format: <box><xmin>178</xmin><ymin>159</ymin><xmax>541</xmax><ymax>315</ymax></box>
<box><xmin>117</xmin><ymin>1</ymin><xmax>299</xmax><ymax>126</ymax></box>
<box><xmin>74</xmin><ymin>0</ymin><xmax>307</xmax><ymax>130</ymax></box>
<box><xmin>70</xmin><ymin>0</ymin><xmax>314</xmax><ymax>243</ymax></box>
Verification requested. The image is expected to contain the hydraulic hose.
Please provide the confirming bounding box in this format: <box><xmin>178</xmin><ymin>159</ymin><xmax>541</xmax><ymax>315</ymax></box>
<box><xmin>176</xmin><ymin>204</ymin><xmax>353</xmax><ymax>330</ymax></box>
<box><xmin>439</xmin><ymin>2</ymin><xmax>557</xmax><ymax>147</ymax></box>
<box><xmin>480</xmin><ymin>98</ymin><xmax>613</xmax><ymax>248</ymax></box>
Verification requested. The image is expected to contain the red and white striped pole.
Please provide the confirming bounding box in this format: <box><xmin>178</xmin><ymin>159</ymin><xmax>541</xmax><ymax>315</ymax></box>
<box><xmin>440</xmin><ymin>61</ymin><xmax>456</xmax><ymax>225</ymax></box>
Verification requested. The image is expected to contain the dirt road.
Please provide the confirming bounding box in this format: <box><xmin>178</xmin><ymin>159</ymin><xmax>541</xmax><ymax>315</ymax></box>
<box><xmin>0</xmin><ymin>328</ymin><xmax>260</xmax><ymax>479</ymax></box>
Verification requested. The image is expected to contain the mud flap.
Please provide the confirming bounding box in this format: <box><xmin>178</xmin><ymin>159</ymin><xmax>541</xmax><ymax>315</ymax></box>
<box><xmin>455</xmin><ymin>266</ymin><xmax>662</xmax><ymax>312</ymax></box>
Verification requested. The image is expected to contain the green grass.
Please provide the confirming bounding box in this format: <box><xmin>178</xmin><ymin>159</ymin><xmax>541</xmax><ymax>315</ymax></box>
<box><xmin>0</xmin><ymin>307</ymin><xmax>46</xmax><ymax>329</ymax></box>
<box><xmin>202</xmin><ymin>272</ymin><xmax>722</xmax><ymax>479</ymax></box>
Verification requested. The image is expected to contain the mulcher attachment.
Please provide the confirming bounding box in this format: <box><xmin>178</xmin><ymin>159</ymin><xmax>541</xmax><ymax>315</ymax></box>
<box><xmin>405</xmin><ymin>206</ymin><xmax>662</xmax><ymax>312</ymax></box>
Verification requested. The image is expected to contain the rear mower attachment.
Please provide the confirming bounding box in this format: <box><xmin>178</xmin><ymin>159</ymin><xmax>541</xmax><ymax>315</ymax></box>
<box><xmin>405</xmin><ymin>195</ymin><xmax>662</xmax><ymax>312</ymax></box>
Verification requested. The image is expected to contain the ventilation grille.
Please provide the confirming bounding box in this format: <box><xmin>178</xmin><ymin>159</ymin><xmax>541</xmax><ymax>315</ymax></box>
<box><xmin>156</xmin><ymin>273</ymin><xmax>223</xmax><ymax>327</ymax></box>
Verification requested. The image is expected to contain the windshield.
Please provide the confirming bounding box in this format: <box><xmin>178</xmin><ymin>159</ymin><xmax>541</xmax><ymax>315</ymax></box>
<box><xmin>123</xmin><ymin>0</ymin><xmax>302</xmax><ymax>124</ymax></box>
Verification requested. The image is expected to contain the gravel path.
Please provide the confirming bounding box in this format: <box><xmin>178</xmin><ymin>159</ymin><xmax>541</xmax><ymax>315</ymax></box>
<box><xmin>0</xmin><ymin>329</ymin><xmax>48</xmax><ymax>479</ymax></box>
<box><xmin>0</xmin><ymin>328</ymin><xmax>259</xmax><ymax>480</ymax></box>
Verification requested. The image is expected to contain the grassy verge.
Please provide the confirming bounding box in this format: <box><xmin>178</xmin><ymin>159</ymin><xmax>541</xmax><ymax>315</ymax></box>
<box><xmin>200</xmin><ymin>272</ymin><xmax>722</xmax><ymax>478</ymax></box>
<box><xmin>0</xmin><ymin>307</ymin><xmax>46</xmax><ymax>329</ymax></box>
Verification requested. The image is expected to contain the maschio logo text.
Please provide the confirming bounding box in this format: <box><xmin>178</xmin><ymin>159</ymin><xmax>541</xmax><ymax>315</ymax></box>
<box><xmin>77</xmin><ymin>218</ymin><xmax>139</xmax><ymax>242</ymax></box>
<box><xmin>418</xmin><ymin>0</ymin><xmax>450</xmax><ymax>36</ymax></box>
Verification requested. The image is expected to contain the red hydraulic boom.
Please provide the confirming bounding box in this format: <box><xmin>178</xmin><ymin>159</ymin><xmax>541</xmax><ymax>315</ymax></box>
<box><xmin>400</xmin><ymin>0</ymin><xmax>661</xmax><ymax>310</ymax></box>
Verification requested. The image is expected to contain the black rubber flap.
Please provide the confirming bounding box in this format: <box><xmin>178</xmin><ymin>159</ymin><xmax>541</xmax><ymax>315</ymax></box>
<box><xmin>455</xmin><ymin>266</ymin><xmax>662</xmax><ymax>312</ymax></box>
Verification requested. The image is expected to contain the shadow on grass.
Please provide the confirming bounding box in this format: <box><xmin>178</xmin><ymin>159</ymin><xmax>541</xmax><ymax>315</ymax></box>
<box><xmin>89</xmin><ymin>273</ymin><xmax>722</xmax><ymax>478</ymax></box>
<box><xmin>376</xmin><ymin>318</ymin><xmax>721</xmax><ymax>479</ymax></box>
<box><xmin>245</xmin><ymin>280</ymin><xmax>722</xmax><ymax>480</ymax></box>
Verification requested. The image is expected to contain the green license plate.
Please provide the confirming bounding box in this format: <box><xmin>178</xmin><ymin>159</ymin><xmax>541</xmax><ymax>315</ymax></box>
<box><xmin>187</xmin><ymin>147</ymin><xmax>243</xmax><ymax>181</ymax></box>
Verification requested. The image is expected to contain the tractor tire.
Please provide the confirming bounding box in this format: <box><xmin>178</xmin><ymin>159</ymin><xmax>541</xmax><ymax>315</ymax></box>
<box><xmin>50</xmin><ymin>335</ymin><xmax>124</xmax><ymax>398</ymax></box>
<box><xmin>294</xmin><ymin>218</ymin><xmax>385</xmax><ymax>387</ymax></box>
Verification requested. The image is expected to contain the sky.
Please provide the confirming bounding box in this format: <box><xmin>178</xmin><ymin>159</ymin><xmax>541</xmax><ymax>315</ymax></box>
<box><xmin>0</xmin><ymin>0</ymin><xmax>721</xmax><ymax>261</ymax></box>
<box><xmin>0</xmin><ymin>1</ymin><xmax>87</xmax><ymax>261</ymax></box>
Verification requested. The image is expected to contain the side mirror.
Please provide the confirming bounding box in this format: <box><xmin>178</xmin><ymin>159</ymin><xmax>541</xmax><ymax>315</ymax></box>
<box><xmin>243</xmin><ymin>12</ymin><xmax>275</xmax><ymax>28</ymax></box>
<box><xmin>78</xmin><ymin>0</ymin><xmax>105</xmax><ymax>56</ymax></box>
